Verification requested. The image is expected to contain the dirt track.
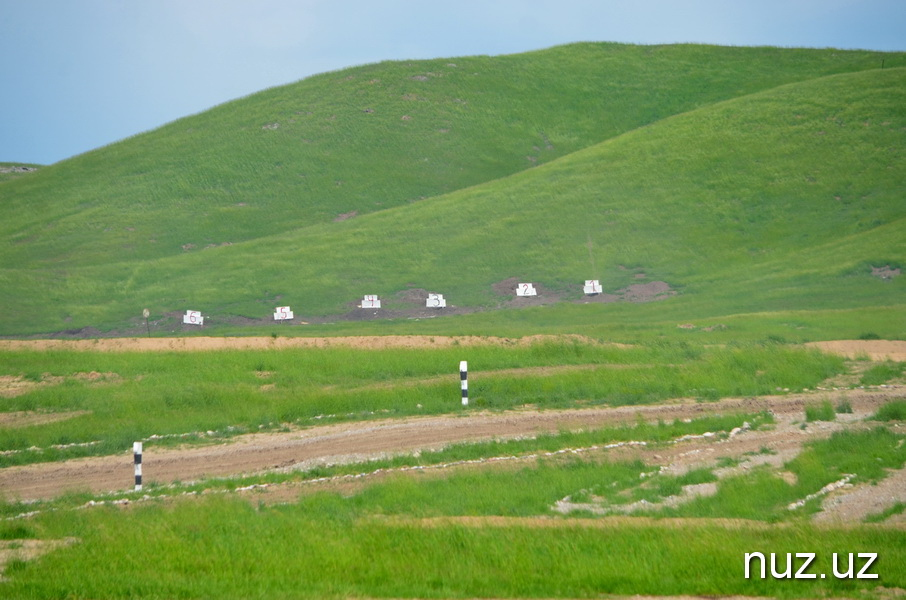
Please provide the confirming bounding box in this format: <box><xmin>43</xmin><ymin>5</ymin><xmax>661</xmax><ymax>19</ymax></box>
<box><xmin>1</xmin><ymin>339</ymin><xmax>903</xmax><ymax>507</ymax></box>
<box><xmin>1</xmin><ymin>336</ymin><xmax>901</xmax><ymax>358</ymax></box>
<box><xmin>0</xmin><ymin>334</ymin><xmax>603</xmax><ymax>352</ymax></box>
<box><xmin>1</xmin><ymin>386</ymin><xmax>901</xmax><ymax>503</ymax></box>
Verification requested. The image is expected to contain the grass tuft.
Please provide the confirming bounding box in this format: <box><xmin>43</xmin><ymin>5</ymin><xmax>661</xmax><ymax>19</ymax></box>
<box><xmin>872</xmin><ymin>400</ymin><xmax>906</xmax><ymax>421</ymax></box>
<box><xmin>860</xmin><ymin>361</ymin><xmax>905</xmax><ymax>386</ymax></box>
<box><xmin>804</xmin><ymin>400</ymin><xmax>836</xmax><ymax>422</ymax></box>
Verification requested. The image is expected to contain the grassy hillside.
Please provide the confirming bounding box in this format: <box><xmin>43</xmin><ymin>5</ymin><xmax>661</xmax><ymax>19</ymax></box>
<box><xmin>1</xmin><ymin>43</ymin><xmax>903</xmax><ymax>337</ymax></box>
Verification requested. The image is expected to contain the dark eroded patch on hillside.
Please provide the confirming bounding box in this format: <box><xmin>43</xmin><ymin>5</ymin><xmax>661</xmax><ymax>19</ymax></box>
<box><xmin>872</xmin><ymin>265</ymin><xmax>901</xmax><ymax>280</ymax></box>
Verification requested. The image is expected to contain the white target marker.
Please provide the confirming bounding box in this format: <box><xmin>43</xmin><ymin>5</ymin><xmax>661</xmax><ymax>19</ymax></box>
<box><xmin>516</xmin><ymin>283</ymin><xmax>537</xmax><ymax>297</ymax></box>
<box><xmin>360</xmin><ymin>295</ymin><xmax>381</xmax><ymax>309</ymax></box>
<box><xmin>426</xmin><ymin>293</ymin><xmax>447</xmax><ymax>308</ymax></box>
<box><xmin>183</xmin><ymin>310</ymin><xmax>204</xmax><ymax>325</ymax></box>
<box><xmin>273</xmin><ymin>306</ymin><xmax>294</xmax><ymax>321</ymax></box>
<box><xmin>583</xmin><ymin>280</ymin><xmax>602</xmax><ymax>295</ymax></box>
<box><xmin>460</xmin><ymin>360</ymin><xmax>468</xmax><ymax>406</ymax></box>
<box><xmin>133</xmin><ymin>441</ymin><xmax>143</xmax><ymax>491</ymax></box>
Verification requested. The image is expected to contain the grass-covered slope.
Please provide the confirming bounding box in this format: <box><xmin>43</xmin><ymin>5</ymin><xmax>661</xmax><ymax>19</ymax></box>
<box><xmin>153</xmin><ymin>67</ymin><xmax>906</xmax><ymax>314</ymax></box>
<box><xmin>2</xmin><ymin>43</ymin><xmax>896</xmax><ymax>269</ymax></box>
<box><xmin>1</xmin><ymin>44</ymin><xmax>903</xmax><ymax>336</ymax></box>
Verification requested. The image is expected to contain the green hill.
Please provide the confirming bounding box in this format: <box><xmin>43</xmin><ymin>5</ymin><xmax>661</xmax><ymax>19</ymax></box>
<box><xmin>1</xmin><ymin>43</ymin><xmax>903</xmax><ymax>338</ymax></box>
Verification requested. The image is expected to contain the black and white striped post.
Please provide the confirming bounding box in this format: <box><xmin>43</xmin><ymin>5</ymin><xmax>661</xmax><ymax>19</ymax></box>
<box><xmin>460</xmin><ymin>360</ymin><xmax>468</xmax><ymax>406</ymax></box>
<box><xmin>133</xmin><ymin>441</ymin><xmax>142</xmax><ymax>492</ymax></box>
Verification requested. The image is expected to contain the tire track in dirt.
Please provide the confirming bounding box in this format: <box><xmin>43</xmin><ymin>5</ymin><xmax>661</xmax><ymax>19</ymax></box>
<box><xmin>0</xmin><ymin>387</ymin><xmax>901</xmax><ymax>502</ymax></box>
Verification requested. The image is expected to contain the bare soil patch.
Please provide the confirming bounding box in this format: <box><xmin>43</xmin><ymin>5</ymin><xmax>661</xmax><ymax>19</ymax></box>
<box><xmin>816</xmin><ymin>466</ymin><xmax>906</xmax><ymax>524</ymax></box>
<box><xmin>488</xmin><ymin>277</ymin><xmax>676</xmax><ymax>308</ymax></box>
<box><xmin>872</xmin><ymin>265</ymin><xmax>901</xmax><ymax>280</ymax></box>
<box><xmin>492</xmin><ymin>277</ymin><xmax>565</xmax><ymax>308</ymax></box>
<box><xmin>0</xmin><ymin>375</ymin><xmax>41</xmax><ymax>398</ymax></box>
<box><xmin>0</xmin><ymin>372</ymin><xmax>119</xmax><ymax>397</ymax></box>
<box><xmin>491</xmin><ymin>277</ymin><xmax>523</xmax><ymax>296</ymax></box>
<box><xmin>0</xmin><ymin>334</ymin><xmax>602</xmax><ymax>353</ymax></box>
<box><xmin>578</xmin><ymin>280</ymin><xmax>676</xmax><ymax>304</ymax></box>
<box><xmin>338</xmin><ymin>287</ymin><xmax>477</xmax><ymax>320</ymax></box>
<box><xmin>622</xmin><ymin>280</ymin><xmax>676</xmax><ymax>302</ymax></box>
<box><xmin>0</xmin><ymin>410</ymin><xmax>90</xmax><ymax>429</ymax></box>
<box><xmin>806</xmin><ymin>340</ymin><xmax>906</xmax><ymax>361</ymax></box>
<box><xmin>0</xmin><ymin>538</ymin><xmax>78</xmax><ymax>581</ymax></box>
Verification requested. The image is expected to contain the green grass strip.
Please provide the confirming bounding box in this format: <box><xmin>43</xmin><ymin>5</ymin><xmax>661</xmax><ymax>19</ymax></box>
<box><xmin>4</xmin><ymin>497</ymin><xmax>902</xmax><ymax>599</ymax></box>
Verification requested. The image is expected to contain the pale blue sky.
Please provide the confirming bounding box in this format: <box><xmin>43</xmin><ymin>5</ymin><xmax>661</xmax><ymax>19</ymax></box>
<box><xmin>2</xmin><ymin>0</ymin><xmax>904</xmax><ymax>165</ymax></box>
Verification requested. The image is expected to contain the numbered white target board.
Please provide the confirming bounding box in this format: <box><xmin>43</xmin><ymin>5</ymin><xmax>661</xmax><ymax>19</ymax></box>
<box><xmin>516</xmin><ymin>283</ymin><xmax>537</xmax><ymax>297</ymax></box>
<box><xmin>273</xmin><ymin>306</ymin><xmax>294</xmax><ymax>321</ymax></box>
<box><xmin>183</xmin><ymin>310</ymin><xmax>204</xmax><ymax>326</ymax></box>
<box><xmin>583</xmin><ymin>280</ymin><xmax>602</xmax><ymax>295</ymax></box>
<box><xmin>426</xmin><ymin>293</ymin><xmax>447</xmax><ymax>308</ymax></box>
<box><xmin>360</xmin><ymin>295</ymin><xmax>381</xmax><ymax>309</ymax></box>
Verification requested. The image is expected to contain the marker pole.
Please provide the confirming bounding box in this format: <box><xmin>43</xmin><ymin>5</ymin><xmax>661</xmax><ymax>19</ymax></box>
<box><xmin>460</xmin><ymin>361</ymin><xmax>468</xmax><ymax>406</ymax></box>
<box><xmin>133</xmin><ymin>441</ymin><xmax>143</xmax><ymax>492</ymax></box>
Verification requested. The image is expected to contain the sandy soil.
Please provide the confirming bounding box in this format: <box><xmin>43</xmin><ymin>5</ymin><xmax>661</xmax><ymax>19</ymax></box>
<box><xmin>807</xmin><ymin>340</ymin><xmax>906</xmax><ymax>361</ymax></box>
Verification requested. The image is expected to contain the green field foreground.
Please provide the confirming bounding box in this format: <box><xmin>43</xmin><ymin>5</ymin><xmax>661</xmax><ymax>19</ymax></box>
<box><xmin>2</xmin><ymin>497</ymin><xmax>903</xmax><ymax>599</ymax></box>
<box><xmin>1</xmin><ymin>407</ymin><xmax>904</xmax><ymax>598</ymax></box>
<box><xmin>1</xmin><ymin>338</ymin><xmax>905</xmax><ymax>597</ymax></box>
